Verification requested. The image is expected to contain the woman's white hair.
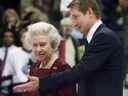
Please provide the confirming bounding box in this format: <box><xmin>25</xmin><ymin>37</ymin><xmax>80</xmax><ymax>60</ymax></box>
<box><xmin>26</xmin><ymin>22</ymin><xmax>62</xmax><ymax>51</ymax></box>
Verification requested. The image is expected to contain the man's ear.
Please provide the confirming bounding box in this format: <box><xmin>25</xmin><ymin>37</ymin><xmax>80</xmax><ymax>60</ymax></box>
<box><xmin>87</xmin><ymin>8</ymin><xmax>94</xmax><ymax>15</ymax></box>
<box><xmin>83</xmin><ymin>7</ymin><xmax>94</xmax><ymax>15</ymax></box>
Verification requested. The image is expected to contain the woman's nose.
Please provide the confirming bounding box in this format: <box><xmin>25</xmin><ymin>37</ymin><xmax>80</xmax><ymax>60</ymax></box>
<box><xmin>36</xmin><ymin>46</ymin><xmax>42</xmax><ymax>52</ymax></box>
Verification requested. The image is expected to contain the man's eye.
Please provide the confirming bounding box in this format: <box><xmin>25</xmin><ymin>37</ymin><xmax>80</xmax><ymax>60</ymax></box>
<box><xmin>71</xmin><ymin>15</ymin><xmax>79</xmax><ymax>20</ymax></box>
<box><xmin>73</xmin><ymin>16</ymin><xmax>77</xmax><ymax>19</ymax></box>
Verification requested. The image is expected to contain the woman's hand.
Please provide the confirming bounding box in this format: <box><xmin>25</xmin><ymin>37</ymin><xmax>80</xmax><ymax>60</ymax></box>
<box><xmin>13</xmin><ymin>76</ymin><xmax>39</xmax><ymax>93</ymax></box>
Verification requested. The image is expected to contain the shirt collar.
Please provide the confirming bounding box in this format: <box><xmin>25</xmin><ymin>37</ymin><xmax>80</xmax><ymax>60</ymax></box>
<box><xmin>87</xmin><ymin>20</ymin><xmax>102</xmax><ymax>43</ymax></box>
<box><xmin>3</xmin><ymin>45</ymin><xmax>15</xmax><ymax>50</ymax></box>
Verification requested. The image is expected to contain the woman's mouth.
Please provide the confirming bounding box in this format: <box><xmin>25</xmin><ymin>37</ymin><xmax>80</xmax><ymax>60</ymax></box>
<box><xmin>39</xmin><ymin>51</ymin><xmax>46</xmax><ymax>56</ymax></box>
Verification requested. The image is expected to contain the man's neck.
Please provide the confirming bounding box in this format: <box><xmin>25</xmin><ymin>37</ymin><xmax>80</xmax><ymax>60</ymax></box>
<box><xmin>84</xmin><ymin>18</ymin><xmax>100</xmax><ymax>37</ymax></box>
<box><xmin>86</xmin><ymin>19</ymin><xmax>102</xmax><ymax>43</ymax></box>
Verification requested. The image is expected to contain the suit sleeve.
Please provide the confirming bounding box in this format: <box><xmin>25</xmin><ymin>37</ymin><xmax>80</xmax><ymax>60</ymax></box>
<box><xmin>39</xmin><ymin>33</ymin><xmax>119</xmax><ymax>92</ymax></box>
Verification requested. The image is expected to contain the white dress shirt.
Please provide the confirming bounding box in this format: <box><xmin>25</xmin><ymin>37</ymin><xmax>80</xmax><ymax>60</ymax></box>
<box><xmin>87</xmin><ymin>20</ymin><xmax>102</xmax><ymax>43</ymax></box>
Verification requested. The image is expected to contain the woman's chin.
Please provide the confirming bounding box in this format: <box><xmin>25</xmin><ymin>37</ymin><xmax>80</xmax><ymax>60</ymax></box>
<box><xmin>36</xmin><ymin>57</ymin><xmax>44</xmax><ymax>62</ymax></box>
<box><xmin>39</xmin><ymin>58</ymin><xmax>47</xmax><ymax>62</ymax></box>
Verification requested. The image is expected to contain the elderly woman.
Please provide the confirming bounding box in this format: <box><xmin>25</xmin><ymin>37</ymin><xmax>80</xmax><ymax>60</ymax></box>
<box><xmin>21</xmin><ymin>22</ymin><xmax>75</xmax><ymax>96</ymax></box>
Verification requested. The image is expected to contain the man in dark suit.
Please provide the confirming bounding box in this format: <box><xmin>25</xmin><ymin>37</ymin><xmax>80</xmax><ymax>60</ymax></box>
<box><xmin>14</xmin><ymin>0</ymin><xmax>124</xmax><ymax>96</ymax></box>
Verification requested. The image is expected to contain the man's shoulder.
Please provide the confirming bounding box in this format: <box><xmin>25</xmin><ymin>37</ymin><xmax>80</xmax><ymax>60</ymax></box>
<box><xmin>94</xmin><ymin>25</ymin><xmax>122</xmax><ymax>47</ymax></box>
<box><xmin>95</xmin><ymin>24</ymin><xmax>119</xmax><ymax>39</ymax></box>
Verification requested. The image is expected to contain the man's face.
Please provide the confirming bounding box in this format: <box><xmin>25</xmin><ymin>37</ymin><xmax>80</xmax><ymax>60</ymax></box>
<box><xmin>3</xmin><ymin>31</ymin><xmax>14</xmax><ymax>46</ymax></box>
<box><xmin>69</xmin><ymin>7</ymin><xmax>91</xmax><ymax>35</ymax></box>
<box><xmin>32</xmin><ymin>35</ymin><xmax>53</xmax><ymax>62</ymax></box>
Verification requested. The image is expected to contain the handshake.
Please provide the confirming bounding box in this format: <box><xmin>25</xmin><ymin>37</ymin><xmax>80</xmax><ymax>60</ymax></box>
<box><xmin>13</xmin><ymin>76</ymin><xmax>39</xmax><ymax>93</ymax></box>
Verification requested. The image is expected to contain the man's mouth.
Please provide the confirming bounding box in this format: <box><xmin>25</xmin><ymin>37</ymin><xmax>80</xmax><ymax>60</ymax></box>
<box><xmin>78</xmin><ymin>26</ymin><xmax>81</xmax><ymax>29</ymax></box>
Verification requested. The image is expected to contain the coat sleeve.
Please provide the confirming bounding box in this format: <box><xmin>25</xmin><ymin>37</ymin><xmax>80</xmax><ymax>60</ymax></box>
<box><xmin>39</xmin><ymin>33</ymin><xmax>120</xmax><ymax>93</ymax></box>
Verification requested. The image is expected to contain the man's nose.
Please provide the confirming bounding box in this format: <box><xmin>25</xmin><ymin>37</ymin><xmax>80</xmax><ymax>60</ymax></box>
<box><xmin>71</xmin><ymin>19</ymin><xmax>77</xmax><ymax>27</ymax></box>
<box><xmin>72</xmin><ymin>21</ymin><xmax>78</xmax><ymax>28</ymax></box>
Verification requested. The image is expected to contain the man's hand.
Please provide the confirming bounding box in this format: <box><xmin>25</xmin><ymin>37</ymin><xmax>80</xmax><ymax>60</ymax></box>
<box><xmin>13</xmin><ymin>76</ymin><xmax>39</xmax><ymax>93</ymax></box>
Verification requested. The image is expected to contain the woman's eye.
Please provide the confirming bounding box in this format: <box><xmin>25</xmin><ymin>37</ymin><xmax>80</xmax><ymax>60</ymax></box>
<box><xmin>33</xmin><ymin>44</ymin><xmax>38</xmax><ymax>47</ymax></box>
<box><xmin>40</xmin><ymin>42</ymin><xmax>46</xmax><ymax>47</ymax></box>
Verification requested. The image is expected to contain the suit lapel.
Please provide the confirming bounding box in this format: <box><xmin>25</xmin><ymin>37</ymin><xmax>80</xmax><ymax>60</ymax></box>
<box><xmin>89</xmin><ymin>24</ymin><xmax>106</xmax><ymax>44</ymax></box>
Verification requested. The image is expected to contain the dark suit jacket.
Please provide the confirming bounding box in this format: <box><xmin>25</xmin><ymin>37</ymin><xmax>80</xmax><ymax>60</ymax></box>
<box><xmin>39</xmin><ymin>24</ymin><xmax>124</xmax><ymax>96</ymax></box>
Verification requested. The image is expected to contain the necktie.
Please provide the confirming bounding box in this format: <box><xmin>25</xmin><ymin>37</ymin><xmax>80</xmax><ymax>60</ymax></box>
<box><xmin>3</xmin><ymin>47</ymin><xmax>8</xmax><ymax>64</ymax></box>
<box><xmin>84</xmin><ymin>37</ymin><xmax>88</xmax><ymax>44</ymax></box>
<box><xmin>79</xmin><ymin>37</ymin><xmax>88</xmax><ymax>47</ymax></box>
<box><xmin>82</xmin><ymin>38</ymin><xmax>88</xmax><ymax>57</ymax></box>
<box><xmin>81</xmin><ymin>37</ymin><xmax>88</xmax><ymax>50</ymax></box>
<box><xmin>0</xmin><ymin>59</ymin><xmax>3</xmax><ymax>77</ymax></box>
<box><xmin>0</xmin><ymin>47</ymin><xmax>8</xmax><ymax>81</ymax></box>
<box><xmin>0</xmin><ymin>47</ymin><xmax>13</xmax><ymax>96</ymax></box>
<box><xmin>0</xmin><ymin>47</ymin><xmax>8</xmax><ymax>76</ymax></box>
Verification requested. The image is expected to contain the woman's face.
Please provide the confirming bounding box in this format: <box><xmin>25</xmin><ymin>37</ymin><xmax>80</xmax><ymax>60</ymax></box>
<box><xmin>32</xmin><ymin>35</ymin><xmax>53</xmax><ymax>63</ymax></box>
